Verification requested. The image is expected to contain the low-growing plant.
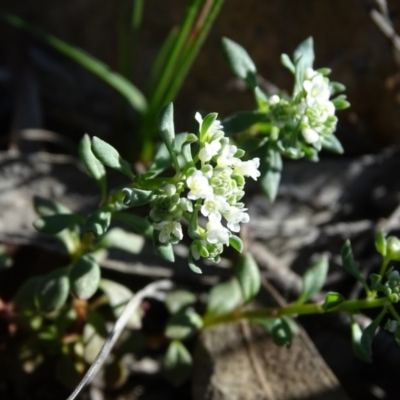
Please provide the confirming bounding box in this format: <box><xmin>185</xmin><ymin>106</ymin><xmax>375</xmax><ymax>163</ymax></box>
<box><xmin>2</xmin><ymin>34</ymin><xmax>399</xmax><ymax>399</ymax></box>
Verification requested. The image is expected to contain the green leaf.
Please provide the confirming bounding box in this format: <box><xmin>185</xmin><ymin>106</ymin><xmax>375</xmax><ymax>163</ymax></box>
<box><xmin>188</xmin><ymin>252</ymin><xmax>202</xmax><ymax>274</ymax></box>
<box><xmin>33</xmin><ymin>214</ymin><xmax>83</xmax><ymax>235</ymax></box>
<box><xmin>329</xmin><ymin>81</ymin><xmax>346</xmax><ymax>95</ymax></box>
<box><xmin>91</xmin><ymin>137</ymin><xmax>135</xmax><ymax>180</ymax></box>
<box><xmin>200</xmin><ymin>113</ymin><xmax>218</xmax><ymax>139</ymax></box>
<box><xmin>35</xmin><ymin>268</ymin><xmax>70</xmax><ymax>313</ymax></box>
<box><xmin>14</xmin><ymin>277</ymin><xmax>41</xmax><ymax>313</ymax></box>
<box><xmin>254</xmin><ymin>316</ymin><xmax>299</xmax><ymax>343</ymax></box>
<box><xmin>0</xmin><ymin>12</ymin><xmax>147</xmax><ymax>114</ymax></box>
<box><xmin>122</xmin><ymin>188</ymin><xmax>153</xmax><ymax>207</ymax></box>
<box><xmin>229</xmin><ymin>235</ymin><xmax>243</xmax><ymax>253</ymax></box>
<box><xmin>260</xmin><ymin>146</ymin><xmax>282</xmax><ymax>202</ymax></box>
<box><xmin>83</xmin><ymin>310</ymin><xmax>107</xmax><ymax>364</ymax></box>
<box><xmin>332</xmin><ymin>97</ymin><xmax>350</xmax><ymax>110</ymax></box>
<box><xmin>33</xmin><ymin>196</ymin><xmax>71</xmax><ymax>217</ymax></box>
<box><xmin>222</xmin><ymin>110</ymin><xmax>270</xmax><ymax>135</ymax></box>
<box><xmin>165</xmin><ymin>308</ymin><xmax>203</xmax><ymax>340</ymax></box>
<box><xmin>159</xmin><ymin>103</ymin><xmax>179</xmax><ymax>171</ymax></box>
<box><xmin>221</xmin><ymin>37</ymin><xmax>257</xmax><ymax>89</ymax></box>
<box><xmin>146</xmin><ymin>133</ymin><xmax>189</xmax><ymax>178</ymax></box>
<box><xmin>341</xmin><ymin>240</ymin><xmax>368</xmax><ymax>289</ymax></box>
<box><xmin>320</xmin><ymin>134</ymin><xmax>344</xmax><ymax>154</ymax></box>
<box><xmin>293</xmin><ymin>37</ymin><xmax>315</xmax><ymax>96</ymax></box>
<box><xmin>351</xmin><ymin>310</ymin><xmax>385</xmax><ymax>363</ymax></box>
<box><xmin>322</xmin><ymin>291</ymin><xmax>345</xmax><ymax>311</ymax></box>
<box><xmin>153</xmin><ymin>229</ymin><xmax>175</xmax><ymax>262</ymax></box>
<box><xmin>85</xmin><ymin>208</ymin><xmax>112</xmax><ymax>237</ymax></box>
<box><xmin>98</xmin><ymin>227</ymin><xmax>145</xmax><ymax>254</ymax></box>
<box><xmin>159</xmin><ymin>103</ymin><xmax>175</xmax><ymax>143</ymax></box>
<box><xmin>165</xmin><ymin>290</ymin><xmax>197</xmax><ymax>314</ymax></box>
<box><xmin>375</xmin><ymin>231</ymin><xmax>387</xmax><ymax>257</ymax></box>
<box><xmin>206</xmin><ymin>278</ymin><xmax>243</xmax><ymax>317</ymax></box>
<box><xmin>280</xmin><ymin>53</ymin><xmax>295</xmax><ymax>74</ymax></box>
<box><xmin>70</xmin><ymin>256</ymin><xmax>101</xmax><ymax>300</ymax></box>
<box><xmin>33</xmin><ymin>197</ymin><xmax>78</xmax><ymax>254</ymax></box>
<box><xmin>235</xmin><ymin>253</ymin><xmax>261</xmax><ymax>303</ymax></box>
<box><xmin>99</xmin><ymin>279</ymin><xmax>141</xmax><ymax>329</ymax></box>
<box><xmin>113</xmin><ymin>212</ymin><xmax>153</xmax><ymax>238</ymax></box>
<box><xmin>163</xmin><ymin>340</ymin><xmax>192</xmax><ymax>386</ymax></box>
<box><xmin>78</xmin><ymin>134</ymin><xmax>107</xmax><ymax>198</ymax></box>
<box><xmin>296</xmin><ymin>255</ymin><xmax>329</xmax><ymax>304</ymax></box>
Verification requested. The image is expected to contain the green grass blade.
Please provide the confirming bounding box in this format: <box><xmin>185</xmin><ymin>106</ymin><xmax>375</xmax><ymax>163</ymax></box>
<box><xmin>148</xmin><ymin>0</ymin><xmax>203</xmax><ymax>113</ymax></box>
<box><xmin>163</xmin><ymin>0</ymin><xmax>225</xmax><ymax>106</ymax></box>
<box><xmin>1</xmin><ymin>12</ymin><xmax>148</xmax><ymax>114</ymax></box>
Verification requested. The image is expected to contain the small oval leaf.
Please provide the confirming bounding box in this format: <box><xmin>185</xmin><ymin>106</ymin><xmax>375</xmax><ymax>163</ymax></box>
<box><xmin>235</xmin><ymin>253</ymin><xmax>261</xmax><ymax>303</ymax></box>
<box><xmin>322</xmin><ymin>291</ymin><xmax>345</xmax><ymax>311</ymax></box>
<box><xmin>79</xmin><ymin>134</ymin><xmax>107</xmax><ymax>197</ymax></box>
<box><xmin>85</xmin><ymin>209</ymin><xmax>112</xmax><ymax>237</ymax></box>
<box><xmin>206</xmin><ymin>278</ymin><xmax>242</xmax><ymax>317</ymax></box>
<box><xmin>33</xmin><ymin>214</ymin><xmax>82</xmax><ymax>235</ymax></box>
<box><xmin>222</xmin><ymin>37</ymin><xmax>257</xmax><ymax>89</ymax></box>
<box><xmin>91</xmin><ymin>137</ymin><xmax>135</xmax><ymax>180</ymax></box>
<box><xmin>163</xmin><ymin>340</ymin><xmax>192</xmax><ymax>386</ymax></box>
<box><xmin>122</xmin><ymin>188</ymin><xmax>153</xmax><ymax>206</ymax></box>
<box><xmin>297</xmin><ymin>255</ymin><xmax>329</xmax><ymax>304</ymax></box>
<box><xmin>70</xmin><ymin>256</ymin><xmax>101</xmax><ymax>300</ymax></box>
<box><xmin>165</xmin><ymin>309</ymin><xmax>203</xmax><ymax>340</ymax></box>
<box><xmin>36</xmin><ymin>268</ymin><xmax>70</xmax><ymax>313</ymax></box>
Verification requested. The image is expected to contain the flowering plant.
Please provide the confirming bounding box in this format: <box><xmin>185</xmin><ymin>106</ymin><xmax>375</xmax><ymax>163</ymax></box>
<box><xmin>5</xmin><ymin>36</ymin><xmax>400</xmax><ymax>399</ymax></box>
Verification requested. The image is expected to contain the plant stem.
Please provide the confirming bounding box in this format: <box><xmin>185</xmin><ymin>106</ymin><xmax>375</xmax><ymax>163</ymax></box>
<box><xmin>202</xmin><ymin>296</ymin><xmax>391</xmax><ymax>329</ymax></box>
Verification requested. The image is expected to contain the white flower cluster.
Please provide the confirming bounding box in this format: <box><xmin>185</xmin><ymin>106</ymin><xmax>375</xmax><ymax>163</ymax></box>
<box><xmin>150</xmin><ymin>112</ymin><xmax>260</xmax><ymax>263</ymax></box>
<box><xmin>298</xmin><ymin>68</ymin><xmax>337</xmax><ymax>145</ymax></box>
<box><xmin>268</xmin><ymin>67</ymin><xmax>337</xmax><ymax>147</ymax></box>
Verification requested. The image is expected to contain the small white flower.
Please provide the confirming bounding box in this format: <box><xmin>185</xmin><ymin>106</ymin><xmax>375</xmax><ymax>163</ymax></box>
<box><xmin>199</xmin><ymin>140</ymin><xmax>221</xmax><ymax>163</ymax></box>
<box><xmin>303</xmin><ymin>73</ymin><xmax>330</xmax><ymax>105</ymax></box>
<box><xmin>302</xmin><ymin>127</ymin><xmax>320</xmax><ymax>144</ymax></box>
<box><xmin>234</xmin><ymin>158</ymin><xmax>261</xmax><ymax>181</ymax></box>
<box><xmin>224</xmin><ymin>206</ymin><xmax>250</xmax><ymax>232</ymax></box>
<box><xmin>269</xmin><ymin>94</ymin><xmax>280</xmax><ymax>105</ymax></box>
<box><xmin>304</xmin><ymin>67</ymin><xmax>317</xmax><ymax>80</ymax></box>
<box><xmin>206</xmin><ymin>214</ymin><xmax>230</xmax><ymax>245</ymax></box>
<box><xmin>186</xmin><ymin>170</ymin><xmax>213</xmax><ymax>200</ymax></box>
<box><xmin>153</xmin><ymin>221</ymin><xmax>183</xmax><ymax>244</ymax></box>
<box><xmin>201</xmin><ymin>195</ymin><xmax>229</xmax><ymax>218</ymax></box>
<box><xmin>216</xmin><ymin>143</ymin><xmax>239</xmax><ymax>168</ymax></box>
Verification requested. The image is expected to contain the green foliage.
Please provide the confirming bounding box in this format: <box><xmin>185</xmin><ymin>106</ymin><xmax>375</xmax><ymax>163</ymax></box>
<box><xmin>260</xmin><ymin>146</ymin><xmax>282</xmax><ymax>202</ymax></box>
<box><xmin>234</xmin><ymin>253</ymin><xmax>261</xmax><ymax>303</ymax></box>
<box><xmin>351</xmin><ymin>310</ymin><xmax>386</xmax><ymax>363</ymax></box>
<box><xmin>296</xmin><ymin>255</ymin><xmax>329</xmax><ymax>304</ymax></box>
<box><xmin>79</xmin><ymin>134</ymin><xmax>107</xmax><ymax>198</ymax></box>
<box><xmin>322</xmin><ymin>292</ymin><xmax>345</xmax><ymax>311</ymax></box>
<box><xmin>206</xmin><ymin>278</ymin><xmax>242</xmax><ymax>317</ymax></box>
<box><xmin>375</xmin><ymin>231</ymin><xmax>387</xmax><ymax>257</ymax></box>
<box><xmin>70</xmin><ymin>256</ymin><xmax>101</xmax><ymax>300</ymax></box>
<box><xmin>91</xmin><ymin>137</ymin><xmax>135</xmax><ymax>180</ymax></box>
<box><xmin>165</xmin><ymin>290</ymin><xmax>197</xmax><ymax>314</ymax></box>
<box><xmin>165</xmin><ymin>308</ymin><xmax>203</xmax><ymax>340</ymax></box>
<box><xmin>163</xmin><ymin>340</ymin><xmax>192</xmax><ymax>386</ymax></box>
<box><xmin>221</xmin><ymin>37</ymin><xmax>257</xmax><ymax>89</ymax></box>
<box><xmin>341</xmin><ymin>240</ymin><xmax>369</xmax><ymax>292</ymax></box>
<box><xmin>33</xmin><ymin>214</ymin><xmax>83</xmax><ymax>235</ymax></box>
<box><xmin>35</xmin><ymin>268</ymin><xmax>70</xmax><ymax>313</ymax></box>
<box><xmin>122</xmin><ymin>188</ymin><xmax>153</xmax><ymax>207</ymax></box>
